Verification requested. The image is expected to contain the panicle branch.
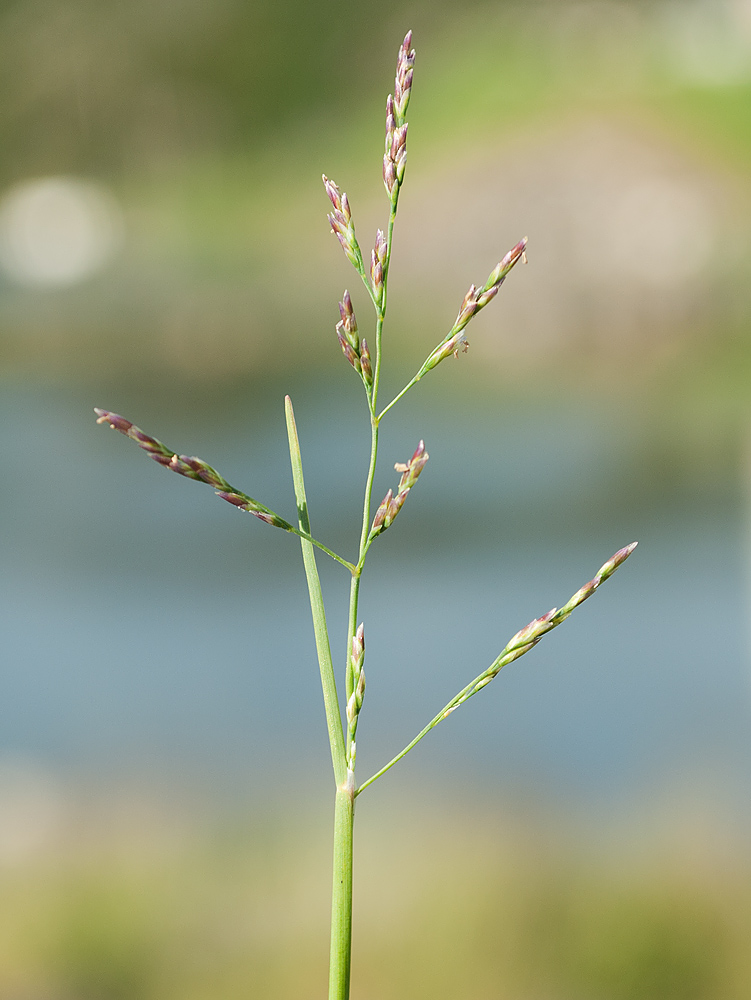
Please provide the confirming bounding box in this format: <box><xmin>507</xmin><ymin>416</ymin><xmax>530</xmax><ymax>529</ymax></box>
<box><xmin>369</xmin><ymin>440</ymin><xmax>428</xmax><ymax>538</ymax></box>
<box><xmin>356</xmin><ymin>542</ymin><xmax>637</xmax><ymax>795</ymax></box>
<box><xmin>94</xmin><ymin>408</ymin><xmax>293</xmax><ymax>529</ymax></box>
<box><xmin>383</xmin><ymin>31</ymin><xmax>415</xmax><ymax>202</ymax></box>
<box><xmin>448</xmin><ymin>542</ymin><xmax>639</xmax><ymax>707</ymax></box>
<box><xmin>336</xmin><ymin>290</ymin><xmax>373</xmax><ymax>390</ymax></box>
<box><xmin>419</xmin><ymin>238</ymin><xmax>528</xmax><ymax>376</ymax></box>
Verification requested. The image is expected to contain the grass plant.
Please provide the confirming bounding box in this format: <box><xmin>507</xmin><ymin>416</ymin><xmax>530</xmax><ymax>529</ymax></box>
<box><xmin>95</xmin><ymin>31</ymin><xmax>636</xmax><ymax>1000</ymax></box>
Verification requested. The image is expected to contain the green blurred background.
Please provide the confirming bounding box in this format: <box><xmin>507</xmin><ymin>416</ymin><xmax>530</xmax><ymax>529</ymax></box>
<box><xmin>1</xmin><ymin>0</ymin><xmax>751</xmax><ymax>996</ymax></box>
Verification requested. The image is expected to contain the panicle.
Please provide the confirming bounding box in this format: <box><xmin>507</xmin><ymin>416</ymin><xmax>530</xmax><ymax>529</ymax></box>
<box><xmin>323</xmin><ymin>174</ymin><xmax>363</xmax><ymax>270</ymax></box>
<box><xmin>453</xmin><ymin>239</ymin><xmax>526</xmax><ymax>331</ymax></box>
<box><xmin>335</xmin><ymin>291</ymin><xmax>374</xmax><ymax>389</ymax></box>
<box><xmin>95</xmin><ymin>408</ymin><xmax>292</xmax><ymax>531</ymax></box>
<box><xmin>416</xmin><ymin>237</ymin><xmax>527</xmax><ymax>379</ymax></box>
<box><xmin>465</xmin><ymin>542</ymin><xmax>638</xmax><ymax>697</ymax></box>
<box><xmin>383</xmin><ymin>32</ymin><xmax>415</xmax><ymax>201</ymax></box>
<box><xmin>370</xmin><ymin>440</ymin><xmax>429</xmax><ymax>538</ymax></box>
<box><xmin>493</xmin><ymin>543</ymin><xmax>638</xmax><ymax>676</ymax></box>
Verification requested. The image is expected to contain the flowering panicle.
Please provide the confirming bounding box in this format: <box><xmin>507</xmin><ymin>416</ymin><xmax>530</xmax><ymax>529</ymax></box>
<box><xmin>419</xmin><ymin>238</ymin><xmax>528</xmax><ymax>376</ymax></box>
<box><xmin>480</xmin><ymin>543</ymin><xmax>638</xmax><ymax>685</ymax></box>
<box><xmin>346</xmin><ymin>623</ymin><xmax>366</xmax><ymax>770</ymax></box>
<box><xmin>432</xmin><ymin>543</ymin><xmax>639</xmax><ymax>723</ymax></box>
<box><xmin>383</xmin><ymin>31</ymin><xmax>415</xmax><ymax>202</ymax></box>
<box><xmin>335</xmin><ymin>291</ymin><xmax>372</xmax><ymax>388</ymax></box>
<box><xmin>323</xmin><ymin>175</ymin><xmax>363</xmax><ymax>271</ymax></box>
<box><xmin>94</xmin><ymin>409</ymin><xmax>292</xmax><ymax>530</ymax></box>
<box><xmin>370</xmin><ymin>440</ymin><xmax>428</xmax><ymax>538</ymax></box>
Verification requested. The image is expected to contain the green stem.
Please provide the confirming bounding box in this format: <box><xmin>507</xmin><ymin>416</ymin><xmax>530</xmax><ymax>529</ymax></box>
<box><xmin>285</xmin><ymin>396</ymin><xmax>347</xmax><ymax>788</ymax></box>
<box><xmin>331</xmin><ymin>188</ymin><xmax>401</xmax><ymax>1000</ymax></box>
<box><xmin>328</xmin><ymin>776</ymin><xmax>355</xmax><ymax>1000</ymax></box>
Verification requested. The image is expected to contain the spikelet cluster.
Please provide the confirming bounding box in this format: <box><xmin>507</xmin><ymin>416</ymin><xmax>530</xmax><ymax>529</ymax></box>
<box><xmin>94</xmin><ymin>409</ymin><xmax>291</xmax><ymax>529</ymax></box>
<box><xmin>323</xmin><ymin>175</ymin><xmax>363</xmax><ymax>271</ymax></box>
<box><xmin>421</xmin><ymin>238</ymin><xmax>528</xmax><ymax>374</ymax></box>
<box><xmin>346</xmin><ymin>624</ymin><xmax>366</xmax><ymax>770</ymax></box>
<box><xmin>483</xmin><ymin>543</ymin><xmax>638</xmax><ymax>684</ymax></box>
<box><xmin>370</xmin><ymin>440</ymin><xmax>428</xmax><ymax>538</ymax></box>
<box><xmin>336</xmin><ymin>290</ymin><xmax>372</xmax><ymax>387</ymax></box>
<box><xmin>383</xmin><ymin>31</ymin><xmax>415</xmax><ymax>202</ymax></box>
<box><xmin>370</xmin><ymin>229</ymin><xmax>387</xmax><ymax>308</ymax></box>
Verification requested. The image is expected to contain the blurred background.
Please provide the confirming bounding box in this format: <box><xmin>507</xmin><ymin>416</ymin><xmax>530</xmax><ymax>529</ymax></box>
<box><xmin>1</xmin><ymin>0</ymin><xmax>750</xmax><ymax>996</ymax></box>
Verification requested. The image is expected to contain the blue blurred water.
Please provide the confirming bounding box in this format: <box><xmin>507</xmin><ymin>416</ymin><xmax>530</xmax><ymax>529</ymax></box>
<box><xmin>1</xmin><ymin>377</ymin><xmax>749</xmax><ymax>813</ymax></box>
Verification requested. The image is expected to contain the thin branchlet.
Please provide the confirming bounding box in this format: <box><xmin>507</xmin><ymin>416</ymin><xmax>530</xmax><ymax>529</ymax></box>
<box><xmin>420</xmin><ymin>237</ymin><xmax>528</xmax><ymax>375</ymax></box>
<box><xmin>94</xmin><ymin>408</ymin><xmax>356</xmax><ymax>572</ymax></box>
<box><xmin>356</xmin><ymin>543</ymin><xmax>637</xmax><ymax>796</ymax></box>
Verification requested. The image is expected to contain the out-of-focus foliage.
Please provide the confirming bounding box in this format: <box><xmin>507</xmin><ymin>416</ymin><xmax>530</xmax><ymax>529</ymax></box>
<box><xmin>0</xmin><ymin>799</ymin><xmax>748</xmax><ymax>1000</ymax></box>
<box><xmin>1</xmin><ymin>0</ymin><xmax>750</xmax><ymax>396</ymax></box>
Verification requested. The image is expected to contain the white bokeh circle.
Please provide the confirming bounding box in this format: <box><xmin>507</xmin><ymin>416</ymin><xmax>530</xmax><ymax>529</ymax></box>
<box><xmin>0</xmin><ymin>176</ymin><xmax>124</xmax><ymax>288</ymax></box>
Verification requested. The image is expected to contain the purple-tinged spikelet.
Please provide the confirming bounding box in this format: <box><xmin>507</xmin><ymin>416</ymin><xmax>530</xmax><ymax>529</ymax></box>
<box><xmin>346</xmin><ymin>622</ymin><xmax>367</xmax><ymax>768</ymax></box>
<box><xmin>487</xmin><ymin>543</ymin><xmax>638</xmax><ymax>681</ymax></box>
<box><xmin>337</xmin><ymin>329</ymin><xmax>361</xmax><ymax>372</ymax></box>
<box><xmin>337</xmin><ymin>290</ymin><xmax>358</xmax><ymax>349</ymax></box>
<box><xmin>383</xmin><ymin>33</ymin><xmax>415</xmax><ymax>200</ymax></box>
<box><xmin>417</xmin><ymin>238</ymin><xmax>527</xmax><ymax>379</ymax></box>
<box><xmin>371</xmin><ymin>230</ymin><xmax>387</xmax><ymax>305</ymax></box>
<box><xmin>360</xmin><ymin>339</ymin><xmax>373</xmax><ymax>387</ymax></box>
<box><xmin>393</xmin><ymin>31</ymin><xmax>415</xmax><ymax>125</ymax></box>
<box><xmin>336</xmin><ymin>290</ymin><xmax>376</xmax><ymax>386</ymax></box>
<box><xmin>394</xmin><ymin>439</ymin><xmax>428</xmax><ymax>490</ymax></box>
<box><xmin>422</xmin><ymin>330</ymin><xmax>470</xmax><ymax>373</ymax></box>
<box><xmin>323</xmin><ymin>175</ymin><xmax>363</xmax><ymax>270</ymax></box>
<box><xmin>551</xmin><ymin>542</ymin><xmax>638</xmax><ymax>624</ymax></box>
<box><xmin>369</xmin><ymin>441</ymin><xmax>429</xmax><ymax>538</ymax></box>
<box><xmin>95</xmin><ymin>408</ymin><xmax>292</xmax><ymax>531</ymax></box>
